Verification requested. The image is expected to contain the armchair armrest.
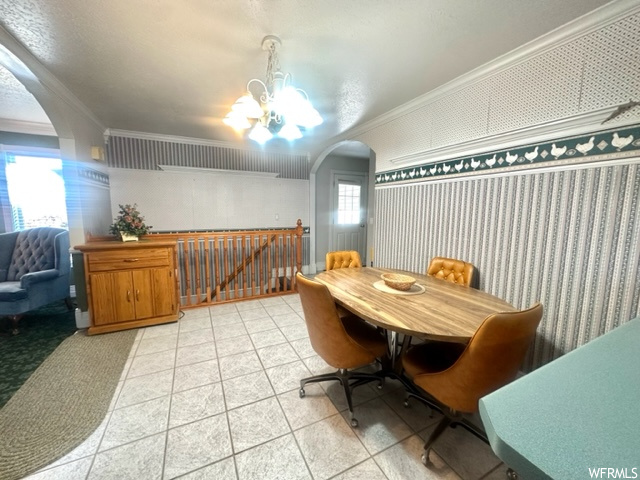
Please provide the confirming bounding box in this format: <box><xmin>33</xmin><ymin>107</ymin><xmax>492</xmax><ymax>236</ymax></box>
<box><xmin>20</xmin><ymin>269</ymin><xmax>60</xmax><ymax>289</ymax></box>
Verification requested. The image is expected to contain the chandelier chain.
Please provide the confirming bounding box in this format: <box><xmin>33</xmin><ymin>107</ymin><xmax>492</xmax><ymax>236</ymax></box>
<box><xmin>265</xmin><ymin>41</ymin><xmax>280</xmax><ymax>89</ymax></box>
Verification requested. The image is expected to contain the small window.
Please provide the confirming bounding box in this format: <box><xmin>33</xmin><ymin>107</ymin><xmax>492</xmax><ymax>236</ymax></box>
<box><xmin>337</xmin><ymin>182</ymin><xmax>361</xmax><ymax>225</ymax></box>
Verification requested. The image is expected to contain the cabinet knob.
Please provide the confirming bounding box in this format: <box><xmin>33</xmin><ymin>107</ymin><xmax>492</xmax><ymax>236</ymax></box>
<box><xmin>136</xmin><ymin>289</ymin><xmax>140</xmax><ymax>301</ymax></box>
<box><xmin>127</xmin><ymin>290</ymin><xmax>131</xmax><ymax>301</ymax></box>
<box><xmin>124</xmin><ymin>258</ymin><xmax>140</xmax><ymax>262</ymax></box>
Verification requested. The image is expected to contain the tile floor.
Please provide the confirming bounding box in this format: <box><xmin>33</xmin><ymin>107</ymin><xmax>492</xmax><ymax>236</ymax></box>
<box><xmin>28</xmin><ymin>294</ymin><xmax>509</xmax><ymax>480</ymax></box>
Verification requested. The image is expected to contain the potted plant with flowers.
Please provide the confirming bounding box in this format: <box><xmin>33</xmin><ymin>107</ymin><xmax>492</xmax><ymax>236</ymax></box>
<box><xmin>109</xmin><ymin>204</ymin><xmax>152</xmax><ymax>241</ymax></box>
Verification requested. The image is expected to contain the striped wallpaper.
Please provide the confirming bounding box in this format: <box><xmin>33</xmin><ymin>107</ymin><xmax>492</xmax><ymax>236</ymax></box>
<box><xmin>106</xmin><ymin>135</ymin><xmax>310</xmax><ymax>180</ymax></box>
<box><xmin>375</xmin><ymin>161</ymin><xmax>640</xmax><ymax>371</ymax></box>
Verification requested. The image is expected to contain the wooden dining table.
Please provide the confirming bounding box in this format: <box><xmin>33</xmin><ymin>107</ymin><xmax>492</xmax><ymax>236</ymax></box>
<box><xmin>314</xmin><ymin>267</ymin><xmax>515</xmax><ymax>344</ymax></box>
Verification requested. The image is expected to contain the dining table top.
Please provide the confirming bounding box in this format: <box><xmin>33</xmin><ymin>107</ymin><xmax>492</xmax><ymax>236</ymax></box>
<box><xmin>314</xmin><ymin>267</ymin><xmax>515</xmax><ymax>342</ymax></box>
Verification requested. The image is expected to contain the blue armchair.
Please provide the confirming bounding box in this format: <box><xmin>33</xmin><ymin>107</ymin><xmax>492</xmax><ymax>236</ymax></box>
<box><xmin>0</xmin><ymin>227</ymin><xmax>72</xmax><ymax>334</ymax></box>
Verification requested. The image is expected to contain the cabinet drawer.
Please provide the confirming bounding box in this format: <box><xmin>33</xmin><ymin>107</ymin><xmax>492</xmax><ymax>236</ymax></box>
<box><xmin>87</xmin><ymin>248</ymin><xmax>171</xmax><ymax>272</ymax></box>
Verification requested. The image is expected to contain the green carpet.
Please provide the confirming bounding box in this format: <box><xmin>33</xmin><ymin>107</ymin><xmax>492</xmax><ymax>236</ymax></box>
<box><xmin>0</xmin><ymin>300</ymin><xmax>77</xmax><ymax>408</ymax></box>
<box><xmin>0</xmin><ymin>328</ymin><xmax>136</xmax><ymax>480</ymax></box>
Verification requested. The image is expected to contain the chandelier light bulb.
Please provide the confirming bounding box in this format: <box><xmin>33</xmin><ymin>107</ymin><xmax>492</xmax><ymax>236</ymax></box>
<box><xmin>279</xmin><ymin>123</ymin><xmax>303</xmax><ymax>141</ymax></box>
<box><xmin>223</xmin><ymin>111</ymin><xmax>251</xmax><ymax>130</ymax></box>
<box><xmin>226</xmin><ymin>35</ymin><xmax>322</xmax><ymax>143</ymax></box>
<box><xmin>248</xmin><ymin>122</ymin><xmax>273</xmax><ymax>144</ymax></box>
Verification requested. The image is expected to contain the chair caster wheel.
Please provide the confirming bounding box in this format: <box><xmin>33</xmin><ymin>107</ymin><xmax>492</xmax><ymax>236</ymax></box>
<box><xmin>421</xmin><ymin>452</ymin><xmax>429</xmax><ymax>466</ymax></box>
<box><xmin>11</xmin><ymin>328</ymin><xmax>19</xmax><ymax>336</ymax></box>
<box><xmin>404</xmin><ymin>400</ymin><xmax>410</xmax><ymax>408</ymax></box>
<box><xmin>506</xmin><ymin>468</ymin><xmax>518</xmax><ymax>479</ymax></box>
<box><xmin>377</xmin><ymin>381</ymin><xmax>383</xmax><ymax>389</ymax></box>
<box><xmin>350</xmin><ymin>418</ymin><xmax>358</xmax><ymax>427</ymax></box>
<box><xmin>299</xmin><ymin>388</ymin><xmax>305</xmax><ymax>398</ymax></box>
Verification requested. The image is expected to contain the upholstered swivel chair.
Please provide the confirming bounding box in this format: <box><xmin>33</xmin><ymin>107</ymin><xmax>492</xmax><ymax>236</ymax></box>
<box><xmin>426</xmin><ymin>256</ymin><xmax>476</xmax><ymax>287</ymax></box>
<box><xmin>402</xmin><ymin>303</ymin><xmax>543</xmax><ymax>466</ymax></box>
<box><xmin>325</xmin><ymin>250</ymin><xmax>362</xmax><ymax>271</ymax></box>
<box><xmin>296</xmin><ymin>272</ymin><xmax>387</xmax><ymax>427</ymax></box>
<box><xmin>0</xmin><ymin>227</ymin><xmax>72</xmax><ymax>334</ymax></box>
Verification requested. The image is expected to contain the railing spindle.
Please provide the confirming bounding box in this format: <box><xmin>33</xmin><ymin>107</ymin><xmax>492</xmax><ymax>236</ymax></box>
<box><xmin>182</xmin><ymin>239</ymin><xmax>192</xmax><ymax>306</ymax></box>
<box><xmin>204</xmin><ymin>238</ymin><xmax>211</xmax><ymax>303</ymax></box>
<box><xmin>214</xmin><ymin>237</ymin><xmax>221</xmax><ymax>302</ymax></box>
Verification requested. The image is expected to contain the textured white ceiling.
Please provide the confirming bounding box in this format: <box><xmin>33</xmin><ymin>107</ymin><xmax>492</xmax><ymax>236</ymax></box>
<box><xmin>0</xmin><ymin>0</ymin><xmax>615</xmax><ymax>152</ymax></box>
<box><xmin>0</xmin><ymin>63</ymin><xmax>50</xmax><ymax>125</ymax></box>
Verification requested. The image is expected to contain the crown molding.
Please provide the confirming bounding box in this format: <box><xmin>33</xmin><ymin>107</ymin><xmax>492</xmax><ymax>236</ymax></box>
<box><xmin>0</xmin><ymin>118</ymin><xmax>57</xmax><ymax>136</ymax></box>
<box><xmin>340</xmin><ymin>0</ymin><xmax>640</xmax><ymax>142</ymax></box>
<box><xmin>105</xmin><ymin>128</ymin><xmax>311</xmax><ymax>159</ymax></box>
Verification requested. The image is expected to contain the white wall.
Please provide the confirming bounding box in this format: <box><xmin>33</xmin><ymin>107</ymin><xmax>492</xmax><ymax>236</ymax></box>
<box><xmin>108</xmin><ymin>168</ymin><xmax>309</xmax><ymax>231</ymax></box>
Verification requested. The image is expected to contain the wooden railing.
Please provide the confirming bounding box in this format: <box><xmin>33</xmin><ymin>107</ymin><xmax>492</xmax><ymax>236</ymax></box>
<box><xmin>141</xmin><ymin>220</ymin><xmax>304</xmax><ymax>309</ymax></box>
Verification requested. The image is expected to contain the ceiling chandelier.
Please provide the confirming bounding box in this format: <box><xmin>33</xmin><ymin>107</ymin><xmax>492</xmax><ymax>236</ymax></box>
<box><xmin>224</xmin><ymin>35</ymin><xmax>323</xmax><ymax>144</ymax></box>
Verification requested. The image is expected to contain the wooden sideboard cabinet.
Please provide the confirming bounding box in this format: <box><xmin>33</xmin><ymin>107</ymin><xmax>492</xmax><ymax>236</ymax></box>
<box><xmin>75</xmin><ymin>241</ymin><xmax>179</xmax><ymax>335</ymax></box>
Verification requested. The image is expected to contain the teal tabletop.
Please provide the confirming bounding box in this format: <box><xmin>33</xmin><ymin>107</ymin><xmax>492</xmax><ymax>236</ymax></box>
<box><xmin>479</xmin><ymin>318</ymin><xmax>640</xmax><ymax>480</ymax></box>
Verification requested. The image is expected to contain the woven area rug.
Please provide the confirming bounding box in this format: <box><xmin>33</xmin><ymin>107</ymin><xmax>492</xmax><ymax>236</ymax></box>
<box><xmin>0</xmin><ymin>301</ymin><xmax>77</xmax><ymax>408</ymax></box>
<box><xmin>0</xmin><ymin>329</ymin><xmax>136</xmax><ymax>480</ymax></box>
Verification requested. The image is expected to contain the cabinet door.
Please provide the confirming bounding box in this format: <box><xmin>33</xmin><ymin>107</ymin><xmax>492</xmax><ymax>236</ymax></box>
<box><xmin>91</xmin><ymin>271</ymin><xmax>136</xmax><ymax>325</ymax></box>
<box><xmin>152</xmin><ymin>267</ymin><xmax>177</xmax><ymax>317</ymax></box>
<box><xmin>113</xmin><ymin>271</ymin><xmax>137</xmax><ymax>322</ymax></box>
<box><xmin>132</xmin><ymin>269</ymin><xmax>154</xmax><ymax>320</ymax></box>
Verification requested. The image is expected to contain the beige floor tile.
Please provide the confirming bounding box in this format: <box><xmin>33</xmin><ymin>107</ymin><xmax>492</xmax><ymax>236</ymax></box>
<box><xmin>218</xmin><ymin>350</ymin><xmax>263</xmax><ymax>380</ymax></box>
<box><xmin>127</xmin><ymin>349</ymin><xmax>176</xmax><ymax>378</ymax></box>
<box><xmin>280</xmin><ymin>323</ymin><xmax>310</xmax><ymax>342</ymax></box>
<box><xmin>179</xmin><ymin>316</ymin><xmax>212</xmax><ymax>333</ymax></box>
<box><xmin>234</xmin><ymin>298</ymin><xmax>264</xmax><ymax>311</ymax></box>
<box><xmin>173</xmin><ymin>359</ymin><xmax>220</xmax><ymax>393</ymax></box>
<box><xmin>141</xmin><ymin>322</ymin><xmax>180</xmax><ymax>339</ymax></box>
<box><xmin>223</xmin><ymin>370</ymin><xmax>275</xmax><ymax>410</ymax></box>
<box><xmin>209</xmin><ymin>303</ymin><xmax>240</xmax><ymax>315</ymax></box>
<box><xmin>289</xmin><ymin>337</ymin><xmax>316</xmax><ymax>358</ymax></box>
<box><xmin>294</xmin><ymin>414</ymin><xmax>369</xmax><ymax>480</ymax></box>
<box><xmin>169</xmin><ymin>382</ymin><xmax>226</xmax><ymax>428</ymax></box>
<box><xmin>250</xmin><ymin>328</ymin><xmax>287</xmax><ymax>349</ymax></box>
<box><xmin>278</xmin><ymin>384</ymin><xmax>338</xmax><ymax>430</ymax></box>
<box><xmin>234</xmin><ymin>434</ymin><xmax>311</xmax><ymax>480</ymax></box>
<box><xmin>422</xmin><ymin>420</ymin><xmax>502</xmax><ymax>479</ymax></box>
<box><xmin>340</xmin><ymin>397</ymin><xmax>413</xmax><ymax>455</ymax></box>
<box><xmin>210</xmin><ymin>312</ymin><xmax>243</xmax><ymax>327</ymax></box>
<box><xmin>265</xmin><ymin>360</ymin><xmax>312</xmax><ymax>394</ymax></box>
<box><xmin>374</xmin><ymin>434</ymin><xmax>461</xmax><ymax>480</ymax></box>
<box><xmin>256</xmin><ymin>343</ymin><xmax>300</xmax><ymax>369</ymax></box>
<box><xmin>164</xmin><ymin>414</ymin><xmax>232</xmax><ymax>479</ymax></box>
<box><xmin>89</xmin><ymin>433</ymin><xmax>166</xmax><ymax>480</ymax></box>
<box><xmin>177</xmin><ymin>327</ymin><xmax>214</xmax><ymax>348</ymax></box>
<box><xmin>100</xmin><ymin>396</ymin><xmax>170</xmax><ymax>451</ymax></box>
<box><xmin>175</xmin><ymin>341</ymin><xmax>217</xmax><ymax>367</ymax></box>
<box><xmin>271</xmin><ymin>312</ymin><xmax>305</xmax><ymax>328</ymax></box>
<box><xmin>180</xmin><ymin>307</ymin><xmax>211</xmax><ymax>320</ymax></box>
<box><xmin>214</xmin><ymin>323</ymin><xmax>248</xmax><ymax>341</ymax></box>
<box><xmin>238</xmin><ymin>307</ymin><xmax>270</xmax><ymax>321</ymax></box>
<box><xmin>215</xmin><ymin>334</ymin><xmax>255</xmax><ymax>358</ymax></box>
<box><xmin>265</xmin><ymin>304</ymin><xmax>295</xmax><ymax>317</ymax></box>
<box><xmin>136</xmin><ymin>334</ymin><xmax>178</xmax><ymax>356</ymax></box>
<box><xmin>26</xmin><ymin>456</ymin><xmax>93</xmax><ymax>480</ymax></box>
<box><xmin>227</xmin><ymin>397</ymin><xmax>291</xmax><ymax>453</ymax></box>
<box><xmin>331</xmin><ymin>459</ymin><xmax>388</xmax><ymax>480</ymax></box>
<box><xmin>244</xmin><ymin>317</ymin><xmax>277</xmax><ymax>334</ymax></box>
<box><xmin>259</xmin><ymin>296</ymin><xmax>287</xmax><ymax>307</ymax></box>
<box><xmin>176</xmin><ymin>457</ymin><xmax>237</xmax><ymax>479</ymax></box>
<box><xmin>116</xmin><ymin>369</ymin><xmax>173</xmax><ymax>409</ymax></box>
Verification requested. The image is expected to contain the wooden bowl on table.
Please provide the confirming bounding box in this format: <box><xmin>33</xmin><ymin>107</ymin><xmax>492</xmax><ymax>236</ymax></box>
<box><xmin>381</xmin><ymin>273</ymin><xmax>416</xmax><ymax>291</ymax></box>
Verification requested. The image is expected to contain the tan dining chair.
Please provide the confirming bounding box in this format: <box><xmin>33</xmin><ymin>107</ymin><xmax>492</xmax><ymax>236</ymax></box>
<box><xmin>296</xmin><ymin>272</ymin><xmax>387</xmax><ymax>427</ymax></box>
<box><xmin>426</xmin><ymin>256</ymin><xmax>476</xmax><ymax>287</ymax></box>
<box><xmin>325</xmin><ymin>250</ymin><xmax>362</xmax><ymax>270</ymax></box>
<box><xmin>402</xmin><ymin>303</ymin><xmax>543</xmax><ymax>466</ymax></box>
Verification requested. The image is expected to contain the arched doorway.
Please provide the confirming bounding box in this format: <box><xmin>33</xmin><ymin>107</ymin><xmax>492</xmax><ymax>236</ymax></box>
<box><xmin>309</xmin><ymin>140</ymin><xmax>375</xmax><ymax>273</ymax></box>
